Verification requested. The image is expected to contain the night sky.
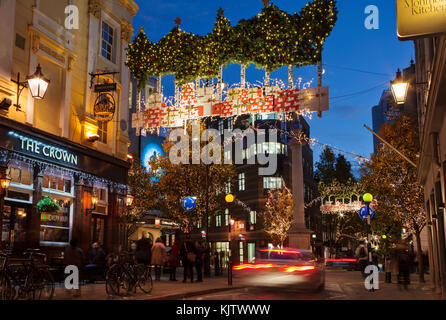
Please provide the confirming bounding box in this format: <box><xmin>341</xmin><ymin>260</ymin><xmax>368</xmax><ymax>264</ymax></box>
<box><xmin>132</xmin><ymin>0</ymin><xmax>414</xmax><ymax>174</ymax></box>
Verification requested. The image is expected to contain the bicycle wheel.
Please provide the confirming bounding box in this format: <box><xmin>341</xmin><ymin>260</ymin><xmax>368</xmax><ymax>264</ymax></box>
<box><xmin>33</xmin><ymin>268</ymin><xmax>55</xmax><ymax>300</ymax></box>
<box><xmin>0</xmin><ymin>273</ymin><xmax>12</xmax><ymax>300</ymax></box>
<box><xmin>136</xmin><ymin>264</ymin><xmax>153</xmax><ymax>294</ymax></box>
<box><xmin>105</xmin><ymin>264</ymin><xmax>121</xmax><ymax>296</ymax></box>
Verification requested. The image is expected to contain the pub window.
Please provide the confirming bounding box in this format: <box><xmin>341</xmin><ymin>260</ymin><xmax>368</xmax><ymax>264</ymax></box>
<box><xmin>8</xmin><ymin>166</ymin><xmax>32</xmax><ymax>186</ymax></box>
<box><xmin>40</xmin><ymin>199</ymin><xmax>71</xmax><ymax>245</ymax></box>
<box><xmin>225</xmin><ymin>209</ymin><xmax>229</xmax><ymax>226</ymax></box>
<box><xmin>216</xmin><ymin>215</ymin><xmax>222</xmax><ymax>227</ymax></box>
<box><xmin>101</xmin><ymin>21</ymin><xmax>115</xmax><ymax>62</ymax></box>
<box><xmin>98</xmin><ymin>121</ymin><xmax>108</xmax><ymax>144</ymax></box>
<box><xmin>249</xmin><ymin>211</ymin><xmax>257</xmax><ymax>225</ymax></box>
<box><xmin>43</xmin><ymin>174</ymin><xmax>73</xmax><ymax>194</ymax></box>
<box><xmin>238</xmin><ymin>173</ymin><xmax>245</xmax><ymax>191</ymax></box>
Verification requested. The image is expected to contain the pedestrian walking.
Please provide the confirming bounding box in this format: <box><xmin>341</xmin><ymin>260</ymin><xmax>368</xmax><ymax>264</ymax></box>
<box><xmin>385</xmin><ymin>257</ymin><xmax>392</xmax><ymax>283</ymax></box>
<box><xmin>203</xmin><ymin>244</ymin><xmax>211</xmax><ymax>277</ymax></box>
<box><xmin>395</xmin><ymin>239</ymin><xmax>411</xmax><ymax>290</ymax></box>
<box><xmin>180</xmin><ymin>239</ymin><xmax>196</xmax><ymax>283</ymax></box>
<box><xmin>214</xmin><ymin>251</ymin><xmax>221</xmax><ymax>276</ymax></box>
<box><xmin>168</xmin><ymin>241</ymin><xmax>180</xmax><ymax>281</ymax></box>
<box><xmin>64</xmin><ymin>238</ymin><xmax>84</xmax><ymax>297</ymax></box>
<box><xmin>355</xmin><ymin>240</ymin><xmax>368</xmax><ymax>278</ymax></box>
<box><xmin>195</xmin><ymin>241</ymin><xmax>204</xmax><ymax>282</ymax></box>
<box><xmin>151</xmin><ymin>237</ymin><xmax>167</xmax><ymax>281</ymax></box>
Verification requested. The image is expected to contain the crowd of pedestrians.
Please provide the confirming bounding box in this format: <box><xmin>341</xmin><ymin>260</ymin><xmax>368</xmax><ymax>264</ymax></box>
<box><xmin>354</xmin><ymin>238</ymin><xmax>423</xmax><ymax>290</ymax></box>
<box><xmin>63</xmin><ymin>235</ymin><xmax>225</xmax><ymax>297</ymax></box>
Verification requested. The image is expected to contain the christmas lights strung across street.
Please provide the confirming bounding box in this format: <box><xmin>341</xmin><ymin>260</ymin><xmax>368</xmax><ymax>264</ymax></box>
<box><xmin>129</xmin><ymin>1</ymin><xmax>338</xmax><ymax>135</ymax></box>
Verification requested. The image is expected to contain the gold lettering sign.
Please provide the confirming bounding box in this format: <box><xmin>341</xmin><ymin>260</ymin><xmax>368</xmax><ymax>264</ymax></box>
<box><xmin>397</xmin><ymin>0</ymin><xmax>446</xmax><ymax>40</ymax></box>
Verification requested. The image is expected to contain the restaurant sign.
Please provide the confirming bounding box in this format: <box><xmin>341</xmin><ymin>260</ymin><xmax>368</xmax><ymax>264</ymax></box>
<box><xmin>397</xmin><ymin>0</ymin><xmax>446</xmax><ymax>40</ymax></box>
<box><xmin>6</xmin><ymin>131</ymin><xmax>78</xmax><ymax>166</ymax></box>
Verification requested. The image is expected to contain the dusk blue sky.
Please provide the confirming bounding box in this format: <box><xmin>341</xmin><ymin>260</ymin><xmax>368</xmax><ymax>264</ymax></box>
<box><xmin>133</xmin><ymin>0</ymin><xmax>414</xmax><ymax>172</ymax></box>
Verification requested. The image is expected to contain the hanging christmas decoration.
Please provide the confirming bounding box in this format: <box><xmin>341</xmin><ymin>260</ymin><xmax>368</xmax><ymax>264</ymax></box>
<box><xmin>125</xmin><ymin>0</ymin><xmax>338</xmax><ymax>85</ymax></box>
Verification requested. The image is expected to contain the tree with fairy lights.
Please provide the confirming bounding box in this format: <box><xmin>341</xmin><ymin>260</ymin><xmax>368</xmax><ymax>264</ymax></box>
<box><xmin>129</xmin><ymin>121</ymin><xmax>236</xmax><ymax>234</ymax></box>
<box><xmin>262</xmin><ymin>186</ymin><xmax>294</xmax><ymax>248</ymax></box>
<box><xmin>361</xmin><ymin>116</ymin><xmax>426</xmax><ymax>282</ymax></box>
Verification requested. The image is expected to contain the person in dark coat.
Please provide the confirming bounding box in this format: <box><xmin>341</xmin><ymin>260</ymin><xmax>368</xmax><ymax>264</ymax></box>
<box><xmin>85</xmin><ymin>242</ymin><xmax>106</xmax><ymax>283</ymax></box>
<box><xmin>64</xmin><ymin>238</ymin><xmax>84</xmax><ymax>297</ymax></box>
<box><xmin>194</xmin><ymin>241</ymin><xmax>204</xmax><ymax>282</ymax></box>
<box><xmin>180</xmin><ymin>239</ymin><xmax>196</xmax><ymax>283</ymax></box>
<box><xmin>395</xmin><ymin>239</ymin><xmax>412</xmax><ymax>289</ymax></box>
<box><xmin>136</xmin><ymin>234</ymin><xmax>152</xmax><ymax>265</ymax></box>
<box><xmin>214</xmin><ymin>251</ymin><xmax>221</xmax><ymax>276</ymax></box>
<box><xmin>168</xmin><ymin>241</ymin><xmax>180</xmax><ymax>281</ymax></box>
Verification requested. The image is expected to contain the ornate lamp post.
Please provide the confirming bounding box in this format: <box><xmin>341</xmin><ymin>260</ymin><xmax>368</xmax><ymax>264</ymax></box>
<box><xmin>225</xmin><ymin>194</ymin><xmax>234</xmax><ymax>285</ymax></box>
<box><xmin>11</xmin><ymin>64</ymin><xmax>50</xmax><ymax>111</ymax></box>
<box><xmin>363</xmin><ymin>193</ymin><xmax>374</xmax><ymax>265</ymax></box>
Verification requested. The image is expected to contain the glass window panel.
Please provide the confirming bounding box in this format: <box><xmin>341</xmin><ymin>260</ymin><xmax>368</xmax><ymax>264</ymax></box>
<box><xmin>50</xmin><ymin>176</ymin><xmax>58</xmax><ymax>190</ymax></box>
<box><xmin>10</xmin><ymin>167</ymin><xmax>21</xmax><ymax>183</ymax></box>
<box><xmin>57</xmin><ymin>178</ymin><xmax>64</xmax><ymax>191</ymax></box>
<box><xmin>21</xmin><ymin>169</ymin><xmax>31</xmax><ymax>185</ymax></box>
<box><xmin>43</xmin><ymin>175</ymin><xmax>49</xmax><ymax>188</ymax></box>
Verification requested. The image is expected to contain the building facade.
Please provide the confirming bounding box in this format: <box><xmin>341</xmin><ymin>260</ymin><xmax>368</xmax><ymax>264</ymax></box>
<box><xmin>0</xmin><ymin>0</ymin><xmax>138</xmax><ymax>257</ymax></box>
<box><xmin>183</xmin><ymin>114</ymin><xmax>320</xmax><ymax>267</ymax></box>
<box><xmin>414</xmin><ymin>35</ymin><xmax>446</xmax><ymax>298</ymax></box>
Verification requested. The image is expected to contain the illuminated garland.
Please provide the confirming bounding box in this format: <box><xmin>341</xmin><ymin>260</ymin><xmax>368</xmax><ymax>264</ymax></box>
<box><xmin>126</xmin><ymin>0</ymin><xmax>338</xmax><ymax>85</ymax></box>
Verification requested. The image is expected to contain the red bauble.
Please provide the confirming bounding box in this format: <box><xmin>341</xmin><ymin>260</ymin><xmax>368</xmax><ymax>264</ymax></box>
<box><xmin>208</xmin><ymin>70</ymin><xmax>213</xmax><ymax>75</ymax></box>
<box><xmin>249</xmin><ymin>52</ymin><xmax>253</xmax><ymax>57</ymax></box>
<box><xmin>170</xmin><ymin>41</ymin><xmax>175</xmax><ymax>46</ymax></box>
<box><xmin>149</xmin><ymin>56</ymin><xmax>154</xmax><ymax>61</ymax></box>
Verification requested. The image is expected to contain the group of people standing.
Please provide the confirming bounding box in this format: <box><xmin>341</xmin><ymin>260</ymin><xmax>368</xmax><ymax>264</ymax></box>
<box><xmin>133</xmin><ymin>235</ymin><xmax>215</xmax><ymax>283</ymax></box>
<box><xmin>355</xmin><ymin>239</ymin><xmax>416</xmax><ymax>289</ymax></box>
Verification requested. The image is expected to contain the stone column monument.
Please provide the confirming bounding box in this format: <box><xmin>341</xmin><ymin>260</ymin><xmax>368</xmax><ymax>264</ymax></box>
<box><xmin>288</xmin><ymin>139</ymin><xmax>312</xmax><ymax>249</ymax></box>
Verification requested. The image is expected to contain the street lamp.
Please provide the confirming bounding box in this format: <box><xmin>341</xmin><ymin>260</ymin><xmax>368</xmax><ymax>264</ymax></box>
<box><xmin>362</xmin><ymin>193</ymin><xmax>373</xmax><ymax>266</ymax></box>
<box><xmin>0</xmin><ymin>174</ymin><xmax>11</xmax><ymax>192</ymax></box>
<box><xmin>86</xmin><ymin>193</ymin><xmax>98</xmax><ymax>215</ymax></box>
<box><xmin>0</xmin><ymin>166</ymin><xmax>11</xmax><ymax>250</ymax></box>
<box><xmin>11</xmin><ymin>64</ymin><xmax>50</xmax><ymax>111</ymax></box>
<box><xmin>126</xmin><ymin>194</ymin><xmax>134</xmax><ymax>207</ymax></box>
<box><xmin>225</xmin><ymin>194</ymin><xmax>234</xmax><ymax>285</ymax></box>
<box><xmin>390</xmin><ymin>69</ymin><xmax>409</xmax><ymax>105</ymax></box>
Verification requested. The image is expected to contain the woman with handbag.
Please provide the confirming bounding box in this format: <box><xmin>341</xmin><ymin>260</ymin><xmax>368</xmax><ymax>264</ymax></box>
<box><xmin>151</xmin><ymin>238</ymin><xmax>167</xmax><ymax>281</ymax></box>
<box><xmin>180</xmin><ymin>240</ymin><xmax>197</xmax><ymax>283</ymax></box>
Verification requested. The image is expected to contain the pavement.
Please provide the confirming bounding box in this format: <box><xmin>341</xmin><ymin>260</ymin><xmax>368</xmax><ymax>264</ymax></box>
<box><xmin>53</xmin><ymin>268</ymin><xmax>443</xmax><ymax>300</ymax></box>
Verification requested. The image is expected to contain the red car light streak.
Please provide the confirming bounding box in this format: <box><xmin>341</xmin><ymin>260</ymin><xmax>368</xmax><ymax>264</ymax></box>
<box><xmin>232</xmin><ymin>263</ymin><xmax>276</xmax><ymax>270</ymax></box>
<box><xmin>325</xmin><ymin>258</ymin><xmax>357</xmax><ymax>262</ymax></box>
<box><xmin>280</xmin><ymin>265</ymin><xmax>316</xmax><ymax>273</ymax></box>
<box><xmin>259</xmin><ymin>249</ymin><xmax>301</xmax><ymax>254</ymax></box>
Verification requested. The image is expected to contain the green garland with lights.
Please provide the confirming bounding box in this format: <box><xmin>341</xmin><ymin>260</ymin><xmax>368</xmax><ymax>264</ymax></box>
<box><xmin>126</xmin><ymin>0</ymin><xmax>338</xmax><ymax>85</ymax></box>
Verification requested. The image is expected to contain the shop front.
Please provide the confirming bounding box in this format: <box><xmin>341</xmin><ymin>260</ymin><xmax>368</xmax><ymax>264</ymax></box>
<box><xmin>0</xmin><ymin>117</ymin><xmax>129</xmax><ymax>256</ymax></box>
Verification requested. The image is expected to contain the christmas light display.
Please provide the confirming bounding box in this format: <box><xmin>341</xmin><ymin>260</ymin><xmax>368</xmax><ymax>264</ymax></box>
<box><xmin>128</xmin><ymin>0</ymin><xmax>338</xmax><ymax>133</ymax></box>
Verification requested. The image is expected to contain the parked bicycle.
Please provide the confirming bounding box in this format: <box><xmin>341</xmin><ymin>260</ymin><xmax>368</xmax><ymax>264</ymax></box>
<box><xmin>105</xmin><ymin>252</ymin><xmax>152</xmax><ymax>296</ymax></box>
<box><xmin>0</xmin><ymin>249</ymin><xmax>55</xmax><ymax>300</ymax></box>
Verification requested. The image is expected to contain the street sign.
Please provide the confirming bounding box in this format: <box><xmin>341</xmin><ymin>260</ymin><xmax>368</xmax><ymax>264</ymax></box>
<box><xmin>94</xmin><ymin>83</ymin><xmax>117</xmax><ymax>93</ymax></box>
<box><xmin>359</xmin><ymin>206</ymin><xmax>375</xmax><ymax>221</ymax></box>
<box><xmin>182</xmin><ymin>197</ymin><xmax>196</xmax><ymax>211</ymax></box>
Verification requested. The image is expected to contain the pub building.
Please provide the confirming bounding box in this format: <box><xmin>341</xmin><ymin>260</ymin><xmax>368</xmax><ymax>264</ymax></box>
<box><xmin>0</xmin><ymin>116</ymin><xmax>129</xmax><ymax>257</ymax></box>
